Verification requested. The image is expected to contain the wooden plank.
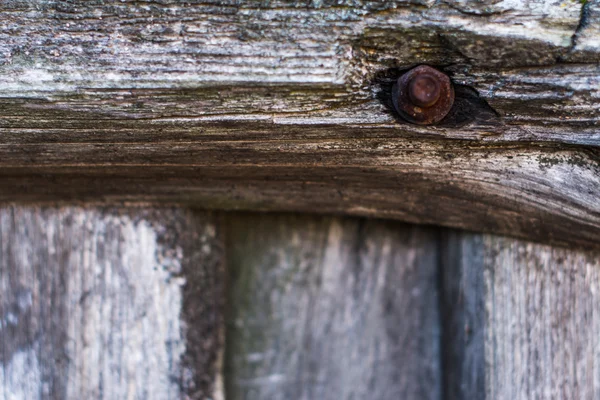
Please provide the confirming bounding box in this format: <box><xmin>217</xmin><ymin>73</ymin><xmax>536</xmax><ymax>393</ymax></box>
<box><xmin>1</xmin><ymin>140</ymin><xmax>598</xmax><ymax>248</ymax></box>
<box><xmin>0</xmin><ymin>2</ymin><xmax>598</xmax><ymax>246</ymax></box>
<box><xmin>223</xmin><ymin>213</ymin><xmax>441</xmax><ymax>400</ymax></box>
<box><xmin>0</xmin><ymin>4</ymin><xmax>597</xmax><ymax>242</ymax></box>
<box><xmin>0</xmin><ymin>1</ymin><xmax>598</xmax><ymax>143</ymax></box>
<box><xmin>0</xmin><ymin>206</ymin><xmax>223</xmax><ymax>400</ymax></box>
<box><xmin>441</xmin><ymin>231</ymin><xmax>600</xmax><ymax>399</ymax></box>
<box><xmin>0</xmin><ymin>0</ymin><xmax>597</xmax><ymax>139</ymax></box>
<box><xmin>440</xmin><ymin>232</ymin><xmax>486</xmax><ymax>400</ymax></box>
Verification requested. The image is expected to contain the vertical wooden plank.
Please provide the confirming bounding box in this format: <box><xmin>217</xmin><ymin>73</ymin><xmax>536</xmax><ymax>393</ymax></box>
<box><xmin>439</xmin><ymin>232</ymin><xmax>485</xmax><ymax>400</ymax></box>
<box><xmin>0</xmin><ymin>206</ymin><xmax>223</xmax><ymax>400</ymax></box>
<box><xmin>441</xmin><ymin>232</ymin><xmax>600</xmax><ymax>400</ymax></box>
<box><xmin>224</xmin><ymin>213</ymin><xmax>441</xmax><ymax>400</ymax></box>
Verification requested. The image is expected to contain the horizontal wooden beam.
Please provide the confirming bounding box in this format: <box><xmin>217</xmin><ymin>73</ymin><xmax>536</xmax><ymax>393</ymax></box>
<box><xmin>0</xmin><ymin>136</ymin><xmax>598</xmax><ymax>248</ymax></box>
<box><xmin>0</xmin><ymin>1</ymin><xmax>598</xmax><ymax>145</ymax></box>
<box><xmin>0</xmin><ymin>1</ymin><xmax>599</xmax><ymax>247</ymax></box>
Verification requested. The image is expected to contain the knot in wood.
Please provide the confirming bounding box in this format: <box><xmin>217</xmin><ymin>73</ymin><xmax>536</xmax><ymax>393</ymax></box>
<box><xmin>393</xmin><ymin>65</ymin><xmax>454</xmax><ymax>125</ymax></box>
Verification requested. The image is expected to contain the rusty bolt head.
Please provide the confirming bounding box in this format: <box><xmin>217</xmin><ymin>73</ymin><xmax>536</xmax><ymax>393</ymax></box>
<box><xmin>392</xmin><ymin>65</ymin><xmax>454</xmax><ymax>125</ymax></box>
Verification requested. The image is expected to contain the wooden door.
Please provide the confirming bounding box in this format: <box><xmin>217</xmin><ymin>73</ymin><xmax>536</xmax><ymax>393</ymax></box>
<box><xmin>1</xmin><ymin>1</ymin><xmax>599</xmax><ymax>399</ymax></box>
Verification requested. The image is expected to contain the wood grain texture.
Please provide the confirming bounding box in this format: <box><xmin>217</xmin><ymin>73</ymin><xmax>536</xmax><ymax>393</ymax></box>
<box><xmin>0</xmin><ymin>1</ymin><xmax>598</xmax><ymax>246</ymax></box>
<box><xmin>0</xmin><ymin>206</ymin><xmax>223</xmax><ymax>400</ymax></box>
<box><xmin>0</xmin><ymin>0</ymin><xmax>598</xmax><ymax>142</ymax></box>
<box><xmin>223</xmin><ymin>213</ymin><xmax>441</xmax><ymax>400</ymax></box>
<box><xmin>441</xmin><ymin>231</ymin><xmax>600</xmax><ymax>400</ymax></box>
<box><xmin>440</xmin><ymin>232</ymin><xmax>486</xmax><ymax>400</ymax></box>
<box><xmin>1</xmin><ymin>140</ymin><xmax>598</xmax><ymax>248</ymax></box>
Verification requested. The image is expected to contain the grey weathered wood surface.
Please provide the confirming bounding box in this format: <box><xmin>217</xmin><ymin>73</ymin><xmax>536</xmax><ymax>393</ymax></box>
<box><xmin>2</xmin><ymin>207</ymin><xmax>600</xmax><ymax>399</ymax></box>
<box><xmin>1</xmin><ymin>0</ymin><xmax>598</xmax><ymax>139</ymax></box>
<box><xmin>441</xmin><ymin>231</ymin><xmax>600</xmax><ymax>400</ymax></box>
<box><xmin>1</xmin><ymin>1</ymin><xmax>600</xmax><ymax>398</ymax></box>
<box><xmin>2</xmin><ymin>140</ymin><xmax>599</xmax><ymax>248</ymax></box>
<box><xmin>0</xmin><ymin>206</ymin><xmax>223</xmax><ymax>400</ymax></box>
<box><xmin>223</xmin><ymin>213</ymin><xmax>441</xmax><ymax>400</ymax></box>
<box><xmin>440</xmin><ymin>232</ymin><xmax>485</xmax><ymax>400</ymax></box>
<box><xmin>0</xmin><ymin>1</ymin><xmax>599</xmax><ymax>247</ymax></box>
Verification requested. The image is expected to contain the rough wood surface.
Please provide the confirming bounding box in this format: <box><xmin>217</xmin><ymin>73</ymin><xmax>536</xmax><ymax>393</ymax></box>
<box><xmin>441</xmin><ymin>231</ymin><xmax>600</xmax><ymax>400</ymax></box>
<box><xmin>223</xmin><ymin>213</ymin><xmax>441</xmax><ymax>400</ymax></box>
<box><xmin>3</xmin><ymin>140</ymin><xmax>598</xmax><ymax>248</ymax></box>
<box><xmin>0</xmin><ymin>206</ymin><xmax>223</xmax><ymax>400</ymax></box>
<box><xmin>0</xmin><ymin>0</ymin><xmax>598</xmax><ymax>143</ymax></box>
<box><xmin>440</xmin><ymin>232</ymin><xmax>486</xmax><ymax>400</ymax></box>
<box><xmin>0</xmin><ymin>1</ymin><xmax>599</xmax><ymax>246</ymax></box>
<box><xmin>3</xmin><ymin>204</ymin><xmax>599</xmax><ymax>399</ymax></box>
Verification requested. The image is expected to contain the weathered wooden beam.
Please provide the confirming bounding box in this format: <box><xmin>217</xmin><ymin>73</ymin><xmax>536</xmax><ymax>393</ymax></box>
<box><xmin>441</xmin><ymin>231</ymin><xmax>600</xmax><ymax>399</ymax></box>
<box><xmin>0</xmin><ymin>1</ymin><xmax>599</xmax><ymax>246</ymax></box>
<box><xmin>0</xmin><ymin>139</ymin><xmax>598</xmax><ymax>248</ymax></box>
<box><xmin>223</xmin><ymin>213</ymin><xmax>441</xmax><ymax>400</ymax></box>
<box><xmin>0</xmin><ymin>1</ymin><xmax>598</xmax><ymax>142</ymax></box>
<box><xmin>0</xmin><ymin>206</ymin><xmax>223</xmax><ymax>399</ymax></box>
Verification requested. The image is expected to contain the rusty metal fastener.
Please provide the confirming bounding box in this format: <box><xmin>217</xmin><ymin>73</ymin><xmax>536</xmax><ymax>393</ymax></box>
<box><xmin>392</xmin><ymin>65</ymin><xmax>454</xmax><ymax>125</ymax></box>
